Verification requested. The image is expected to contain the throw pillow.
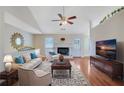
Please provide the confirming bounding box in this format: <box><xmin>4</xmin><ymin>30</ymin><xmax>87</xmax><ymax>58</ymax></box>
<box><xmin>35</xmin><ymin>49</ymin><xmax>41</xmax><ymax>57</ymax></box>
<box><xmin>49</xmin><ymin>52</ymin><xmax>56</xmax><ymax>55</ymax></box>
<box><xmin>23</xmin><ymin>53</ymin><xmax>31</xmax><ymax>63</ymax></box>
<box><xmin>15</xmin><ymin>56</ymin><xmax>25</xmax><ymax>64</ymax></box>
<box><xmin>30</xmin><ymin>52</ymin><xmax>37</xmax><ymax>59</ymax></box>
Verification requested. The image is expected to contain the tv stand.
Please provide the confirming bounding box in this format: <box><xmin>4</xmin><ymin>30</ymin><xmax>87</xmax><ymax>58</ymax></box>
<box><xmin>90</xmin><ymin>56</ymin><xmax>123</xmax><ymax>80</ymax></box>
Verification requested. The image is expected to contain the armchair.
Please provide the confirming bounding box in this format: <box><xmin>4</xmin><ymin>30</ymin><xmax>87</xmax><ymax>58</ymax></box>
<box><xmin>47</xmin><ymin>52</ymin><xmax>60</xmax><ymax>62</ymax></box>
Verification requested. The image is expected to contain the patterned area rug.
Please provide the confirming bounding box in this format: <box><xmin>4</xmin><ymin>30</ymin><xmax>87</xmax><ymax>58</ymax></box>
<box><xmin>36</xmin><ymin>61</ymin><xmax>90</xmax><ymax>86</ymax></box>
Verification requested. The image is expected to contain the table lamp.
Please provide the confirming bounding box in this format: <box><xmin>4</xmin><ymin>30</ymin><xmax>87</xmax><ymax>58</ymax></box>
<box><xmin>3</xmin><ymin>55</ymin><xmax>13</xmax><ymax>72</ymax></box>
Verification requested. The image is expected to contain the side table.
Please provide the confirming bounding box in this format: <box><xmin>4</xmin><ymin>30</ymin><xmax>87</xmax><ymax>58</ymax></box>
<box><xmin>0</xmin><ymin>70</ymin><xmax>18</xmax><ymax>86</ymax></box>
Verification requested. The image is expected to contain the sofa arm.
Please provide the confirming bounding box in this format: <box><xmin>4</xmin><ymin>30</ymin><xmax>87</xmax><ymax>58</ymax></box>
<box><xmin>38</xmin><ymin>55</ymin><xmax>47</xmax><ymax>61</ymax></box>
<box><xmin>11</xmin><ymin>63</ymin><xmax>22</xmax><ymax>70</ymax></box>
<box><xmin>33</xmin><ymin>69</ymin><xmax>49</xmax><ymax>77</ymax></box>
<box><xmin>30</xmin><ymin>72</ymin><xmax>52</xmax><ymax>86</ymax></box>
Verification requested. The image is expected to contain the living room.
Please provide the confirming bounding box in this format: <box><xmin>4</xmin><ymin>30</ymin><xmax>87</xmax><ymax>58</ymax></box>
<box><xmin>0</xmin><ymin>5</ymin><xmax>124</xmax><ymax>88</ymax></box>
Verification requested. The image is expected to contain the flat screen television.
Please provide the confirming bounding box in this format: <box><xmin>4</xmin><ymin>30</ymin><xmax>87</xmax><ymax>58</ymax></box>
<box><xmin>96</xmin><ymin>39</ymin><xmax>116</xmax><ymax>60</ymax></box>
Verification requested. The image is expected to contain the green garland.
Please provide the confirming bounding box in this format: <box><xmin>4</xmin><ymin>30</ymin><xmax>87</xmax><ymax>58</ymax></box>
<box><xmin>100</xmin><ymin>6</ymin><xmax>124</xmax><ymax>24</ymax></box>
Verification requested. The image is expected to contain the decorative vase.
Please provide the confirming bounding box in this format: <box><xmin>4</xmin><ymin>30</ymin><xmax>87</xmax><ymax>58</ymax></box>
<box><xmin>59</xmin><ymin>55</ymin><xmax>64</xmax><ymax>62</ymax></box>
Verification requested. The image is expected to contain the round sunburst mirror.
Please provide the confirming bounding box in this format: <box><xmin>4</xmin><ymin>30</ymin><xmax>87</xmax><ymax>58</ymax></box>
<box><xmin>10</xmin><ymin>32</ymin><xmax>24</xmax><ymax>50</ymax></box>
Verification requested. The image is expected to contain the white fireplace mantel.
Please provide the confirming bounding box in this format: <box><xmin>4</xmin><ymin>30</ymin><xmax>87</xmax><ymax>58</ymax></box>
<box><xmin>54</xmin><ymin>42</ymin><xmax>73</xmax><ymax>47</ymax></box>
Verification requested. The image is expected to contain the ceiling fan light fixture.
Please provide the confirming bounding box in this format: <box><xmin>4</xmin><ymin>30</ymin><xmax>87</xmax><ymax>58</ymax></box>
<box><xmin>60</xmin><ymin>21</ymin><xmax>66</xmax><ymax>25</ymax></box>
<box><xmin>52</xmin><ymin>6</ymin><xmax>77</xmax><ymax>26</ymax></box>
<box><xmin>62</xmin><ymin>20</ymin><xmax>67</xmax><ymax>25</ymax></box>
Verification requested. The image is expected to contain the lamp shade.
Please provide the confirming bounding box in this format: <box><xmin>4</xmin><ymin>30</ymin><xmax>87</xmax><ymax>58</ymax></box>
<box><xmin>3</xmin><ymin>55</ymin><xmax>13</xmax><ymax>63</ymax></box>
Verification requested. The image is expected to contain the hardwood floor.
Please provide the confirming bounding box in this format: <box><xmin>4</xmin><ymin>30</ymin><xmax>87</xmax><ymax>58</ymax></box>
<box><xmin>72</xmin><ymin>57</ymin><xmax>124</xmax><ymax>86</ymax></box>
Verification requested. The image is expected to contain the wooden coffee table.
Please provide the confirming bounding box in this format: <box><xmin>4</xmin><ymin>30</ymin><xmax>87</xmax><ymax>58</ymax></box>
<box><xmin>51</xmin><ymin>59</ymin><xmax>72</xmax><ymax>78</ymax></box>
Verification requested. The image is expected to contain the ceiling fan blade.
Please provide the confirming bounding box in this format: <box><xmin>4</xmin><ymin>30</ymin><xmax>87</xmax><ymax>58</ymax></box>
<box><xmin>67</xmin><ymin>21</ymin><xmax>73</xmax><ymax>24</ymax></box>
<box><xmin>68</xmin><ymin>16</ymin><xmax>77</xmax><ymax>20</ymax></box>
<box><xmin>52</xmin><ymin>20</ymin><xmax>61</xmax><ymax>21</ymax></box>
<box><xmin>58</xmin><ymin>13</ymin><xmax>63</xmax><ymax>19</ymax></box>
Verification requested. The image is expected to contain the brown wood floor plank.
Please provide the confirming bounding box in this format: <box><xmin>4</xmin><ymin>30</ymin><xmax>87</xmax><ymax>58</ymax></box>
<box><xmin>72</xmin><ymin>57</ymin><xmax>124</xmax><ymax>86</ymax></box>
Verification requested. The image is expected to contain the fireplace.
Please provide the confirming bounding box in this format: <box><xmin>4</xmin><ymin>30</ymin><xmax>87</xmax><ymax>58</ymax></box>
<box><xmin>57</xmin><ymin>47</ymin><xmax>69</xmax><ymax>56</ymax></box>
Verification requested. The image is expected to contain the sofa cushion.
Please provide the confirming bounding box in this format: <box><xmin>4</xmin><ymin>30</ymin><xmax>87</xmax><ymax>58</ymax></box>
<box><xmin>52</xmin><ymin>54</ymin><xmax>60</xmax><ymax>59</ymax></box>
<box><xmin>23</xmin><ymin>53</ymin><xmax>31</xmax><ymax>63</ymax></box>
<box><xmin>15</xmin><ymin>56</ymin><xmax>25</xmax><ymax>64</ymax></box>
<box><xmin>35</xmin><ymin>49</ymin><xmax>41</xmax><ymax>57</ymax></box>
<box><xmin>30</xmin><ymin>52</ymin><xmax>37</xmax><ymax>59</ymax></box>
<box><xmin>21</xmin><ymin>58</ymin><xmax>41</xmax><ymax>69</ymax></box>
<box><xmin>31</xmin><ymin>58</ymin><xmax>42</xmax><ymax>63</ymax></box>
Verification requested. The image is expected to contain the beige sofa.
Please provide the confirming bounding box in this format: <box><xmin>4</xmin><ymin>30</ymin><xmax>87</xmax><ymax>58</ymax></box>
<box><xmin>18</xmin><ymin>67</ymin><xmax>51</xmax><ymax>86</ymax></box>
<box><xmin>11</xmin><ymin>49</ymin><xmax>43</xmax><ymax>70</ymax></box>
<box><xmin>11</xmin><ymin>49</ymin><xmax>52</xmax><ymax>86</ymax></box>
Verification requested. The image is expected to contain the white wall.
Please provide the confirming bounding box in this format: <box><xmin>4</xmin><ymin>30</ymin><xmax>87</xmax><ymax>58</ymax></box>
<box><xmin>0</xmin><ymin>24</ymin><xmax>33</xmax><ymax>72</ymax></box>
<box><xmin>0</xmin><ymin>9</ymin><xmax>4</xmax><ymax>71</ymax></box>
<box><xmin>91</xmin><ymin>10</ymin><xmax>124</xmax><ymax>63</ymax></box>
<box><xmin>83</xmin><ymin>34</ymin><xmax>90</xmax><ymax>56</ymax></box>
<box><xmin>3</xmin><ymin>24</ymin><xmax>33</xmax><ymax>55</ymax></box>
<box><xmin>33</xmin><ymin>34</ymin><xmax>90</xmax><ymax>57</ymax></box>
<box><xmin>91</xmin><ymin>7</ymin><xmax>120</xmax><ymax>28</ymax></box>
<box><xmin>91</xmin><ymin>10</ymin><xmax>124</xmax><ymax>78</ymax></box>
<box><xmin>0</xmin><ymin>8</ymin><xmax>33</xmax><ymax>72</ymax></box>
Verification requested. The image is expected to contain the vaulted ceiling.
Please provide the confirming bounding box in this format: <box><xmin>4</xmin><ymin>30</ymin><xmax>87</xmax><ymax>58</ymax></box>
<box><xmin>3</xmin><ymin>6</ymin><xmax>120</xmax><ymax>34</ymax></box>
<box><xmin>29</xmin><ymin>6</ymin><xmax>120</xmax><ymax>34</ymax></box>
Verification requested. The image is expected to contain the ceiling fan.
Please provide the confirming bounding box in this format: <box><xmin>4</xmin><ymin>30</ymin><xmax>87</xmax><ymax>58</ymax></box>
<box><xmin>52</xmin><ymin>6</ymin><xmax>77</xmax><ymax>26</ymax></box>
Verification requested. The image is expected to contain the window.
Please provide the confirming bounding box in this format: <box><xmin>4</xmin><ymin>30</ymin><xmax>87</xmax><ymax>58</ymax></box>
<box><xmin>45</xmin><ymin>37</ymin><xmax>54</xmax><ymax>55</ymax></box>
<box><xmin>73</xmin><ymin>39</ymin><xmax>81</xmax><ymax>56</ymax></box>
<box><xmin>74</xmin><ymin>39</ymin><xmax>80</xmax><ymax>49</ymax></box>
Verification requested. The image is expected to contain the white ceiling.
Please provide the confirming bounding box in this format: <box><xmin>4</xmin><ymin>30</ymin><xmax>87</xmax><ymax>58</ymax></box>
<box><xmin>1</xmin><ymin>6</ymin><xmax>42</xmax><ymax>34</ymax></box>
<box><xmin>4</xmin><ymin>12</ymin><xmax>41</xmax><ymax>34</ymax></box>
<box><xmin>28</xmin><ymin>6</ymin><xmax>120</xmax><ymax>34</ymax></box>
<box><xmin>3</xmin><ymin>6</ymin><xmax>120</xmax><ymax>35</ymax></box>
